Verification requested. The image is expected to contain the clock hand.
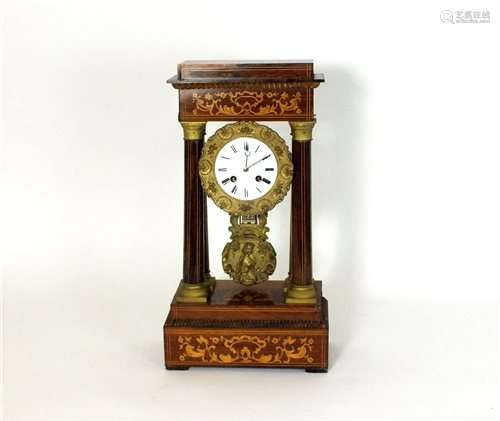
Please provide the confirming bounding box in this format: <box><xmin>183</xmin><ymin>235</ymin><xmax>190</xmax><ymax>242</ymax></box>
<box><xmin>244</xmin><ymin>154</ymin><xmax>270</xmax><ymax>172</ymax></box>
<box><xmin>244</xmin><ymin>141</ymin><xmax>250</xmax><ymax>170</ymax></box>
<box><xmin>244</xmin><ymin>152</ymin><xmax>249</xmax><ymax>170</ymax></box>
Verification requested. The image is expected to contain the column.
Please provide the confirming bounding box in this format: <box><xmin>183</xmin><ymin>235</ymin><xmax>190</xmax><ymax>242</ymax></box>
<box><xmin>202</xmin><ymin>189</ymin><xmax>214</xmax><ymax>289</ymax></box>
<box><xmin>177</xmin><ymin>121</ymin><xmax>209</xmax><ymax>303</ymax></box>
<box><xmin>286</xmin><ymin>120</ymin><xmax>317</xmax><ymax>304</ymax></box>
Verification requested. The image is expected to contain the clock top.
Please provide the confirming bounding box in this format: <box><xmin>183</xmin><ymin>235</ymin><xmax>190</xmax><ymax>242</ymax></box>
<box><xmin>168</xmin><ymin>60</ymin><xmax>324</xmax><ymax>88</ymax></box>
<box><xmin>168</xmin><ymin>60</ymin><xmax>324</xmax><ymax>121</ymax></box>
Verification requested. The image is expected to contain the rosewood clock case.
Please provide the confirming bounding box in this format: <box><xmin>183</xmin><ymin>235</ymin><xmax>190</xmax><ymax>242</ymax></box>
<box><xmin>164</xmin><ymin>60</ymin><xmax>329</xmax><ymax>372</ymax></box>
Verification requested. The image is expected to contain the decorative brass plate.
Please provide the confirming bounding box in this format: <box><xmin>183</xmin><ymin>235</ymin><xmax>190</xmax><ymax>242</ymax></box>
<box><xmin>199</xmin><ymin>121</ymin><xmax>293</xmax><ymax>216</ymax></box>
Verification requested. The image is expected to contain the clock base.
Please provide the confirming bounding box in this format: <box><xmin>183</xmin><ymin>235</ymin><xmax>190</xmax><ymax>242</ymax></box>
<box><xmin>163</xmin><ymin>280</ymin><xmax>329</xmax><ymax>372</ymax></box>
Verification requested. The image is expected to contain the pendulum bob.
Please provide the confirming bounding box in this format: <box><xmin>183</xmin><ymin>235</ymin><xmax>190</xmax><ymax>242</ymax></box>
<box><xmin>222</xmin><ymin>214</ymin><xmax>276</xmax><ymax>286</ymax></box>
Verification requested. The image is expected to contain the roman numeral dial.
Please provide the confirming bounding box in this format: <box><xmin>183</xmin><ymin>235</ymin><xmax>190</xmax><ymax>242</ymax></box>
<box><xmin>199</xmin><ymin>122</ymin><xmax>294</xmax><ymax>217</ymax></box>
<box><xmin>214</xmin><ymin>137</ymin><xmax>279</xmax><ymax>201</ymax></box>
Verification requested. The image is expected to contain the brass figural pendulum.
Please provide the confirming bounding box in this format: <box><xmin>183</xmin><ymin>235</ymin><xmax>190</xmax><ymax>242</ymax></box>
<box><xmin>222</xmin><ymin>214</ymin><xmax>276</xmax><ymax>286</ymax></box>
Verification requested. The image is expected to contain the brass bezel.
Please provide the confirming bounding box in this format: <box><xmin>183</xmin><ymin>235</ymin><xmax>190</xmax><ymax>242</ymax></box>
<box><xmin>199</xmin><ymin>121</ymin><xmax>293</xmax><ymax>216</ymax></box>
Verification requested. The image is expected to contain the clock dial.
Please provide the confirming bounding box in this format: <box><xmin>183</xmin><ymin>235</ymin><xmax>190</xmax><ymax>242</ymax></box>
<box><xmin>214</xmin><ymin>137</ymin><xmax>278</xmax><ymax>201</ymax></box>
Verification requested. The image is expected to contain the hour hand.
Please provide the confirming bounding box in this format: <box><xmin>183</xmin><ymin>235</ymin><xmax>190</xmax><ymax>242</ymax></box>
<box><xmin>244</xmin><ymin>142</ymin><xmax>250</xmax><ymax>169</ymax></box>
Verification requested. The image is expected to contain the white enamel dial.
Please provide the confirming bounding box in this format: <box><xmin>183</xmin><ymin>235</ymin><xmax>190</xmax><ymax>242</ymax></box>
<box><xmin>214</xmin><ymin>137</ymin><xmax>278</xmax><ymax>201</ymax></box>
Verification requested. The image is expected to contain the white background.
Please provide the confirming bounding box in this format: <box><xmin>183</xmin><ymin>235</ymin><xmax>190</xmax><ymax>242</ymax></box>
<box><xmin>2</xmin><ymin>1</ymin><xmax>499</xmax><ymax>420</ymax></box>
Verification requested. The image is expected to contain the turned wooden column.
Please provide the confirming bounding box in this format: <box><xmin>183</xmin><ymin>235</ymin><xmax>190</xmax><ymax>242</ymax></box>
<box><xmin>202</xmin><ymin>188</ymin><xmax>214</xmax><ymax>288</ymax></box>
<box><xmin>286</xmin><ymin>120</ymin><xmax>317</xmax><ymax>304</ymax></box>
<box><xmin>178</xmin><ymin>121</ymin><xmax>209</xmax><ymax>303</ymax></box>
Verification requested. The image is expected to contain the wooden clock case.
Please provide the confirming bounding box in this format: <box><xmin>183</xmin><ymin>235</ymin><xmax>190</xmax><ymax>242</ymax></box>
<box><xmin>164</xmin><ymin>61</ymin><xmax>329</xmax><ymax>372</ymax></box>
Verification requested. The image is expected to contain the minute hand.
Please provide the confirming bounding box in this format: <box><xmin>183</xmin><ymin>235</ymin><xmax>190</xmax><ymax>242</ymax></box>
<box><xmin>244</xmin><ymin>154</ymin><xmax>271</xmax><ymax>171</ymax></box>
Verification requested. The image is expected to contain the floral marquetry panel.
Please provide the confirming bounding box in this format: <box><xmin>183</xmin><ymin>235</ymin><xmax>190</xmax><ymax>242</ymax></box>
<box><xmin>165</xmin><ymin>329</ymin><xmax>328</xmax><ymax>368</ymax></box>
<box><xmin>179</xmin><ymin>88</ymin><xmax>314</xmax><ymax>121</ymax></box>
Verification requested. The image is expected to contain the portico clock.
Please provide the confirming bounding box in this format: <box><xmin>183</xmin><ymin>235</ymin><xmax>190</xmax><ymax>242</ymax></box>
<box><xmin>163</xmin><ymin>60</ymin><xmax>330</xmax><ymax>372</ymax></box>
